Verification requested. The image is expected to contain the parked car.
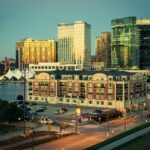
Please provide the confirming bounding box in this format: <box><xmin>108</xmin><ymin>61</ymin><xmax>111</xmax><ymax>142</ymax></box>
<box><xmin>61</xmin><ymin>107</ymin><xmax>68</xmax><ymax>112</ymax></box>
<box><xmin>82</xmin><ymin>113</ymin><xmax>90</xmax><ymax>119</ymax></box>
<box><xmin>91</xmin><ymin>109</ymin><xmax>102</xmax><ymax>115</ymax></box>
<box><xmin>36</xmin><ymin>107</ymin><xmax>45</xmax><ymax>112</ymax></box>
<box><xmin>39</xmin><ymin>117</ymin><xmax>53</xmax><ymax>124</ymax></box>
<box><xmin>68</xmin><ymin>120</ymin><xmax>76</xmax><ymax>126</ymax></box>
<box><xmin>54</xmin><ymin>108</ymin><xmax>67</xmax><ymax>114</ymax></box>
<box><xmin>25</xmin><ymin>112</ymin><xmax>38</xmax><ymax>122</ymax></box>
<box><xmin>146</xmin><ymin>114</ymin><xmax>150</xmax><ymax>118</ymax></box>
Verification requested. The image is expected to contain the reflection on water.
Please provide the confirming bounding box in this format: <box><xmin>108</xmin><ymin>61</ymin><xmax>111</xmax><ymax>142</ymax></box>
<box><xmin>0</xmin><ymin>83</ymin><xmax>24</xmax><ymax>101</ymax></box>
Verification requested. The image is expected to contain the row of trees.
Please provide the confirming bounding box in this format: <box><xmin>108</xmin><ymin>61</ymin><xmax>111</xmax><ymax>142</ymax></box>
<box><xmin>0</xmin><ymin>100</ymin><xmax>23</xmax><ymax>125</ymax></box>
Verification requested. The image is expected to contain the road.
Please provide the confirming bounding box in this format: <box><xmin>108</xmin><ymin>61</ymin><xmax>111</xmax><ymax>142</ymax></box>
<box><xmin>24</xmin><ymin>115</ymin><xmax>144</xmax><ymax>150</ymax></box>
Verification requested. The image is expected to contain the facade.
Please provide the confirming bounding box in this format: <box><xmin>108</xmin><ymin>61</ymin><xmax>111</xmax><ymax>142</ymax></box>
<box><xmin>91</xmin><ymin>56</ymin><xmax>105</xmax><ymax>70</ymax></box>
<box><xmin>111</xmin><ymin>17</ymin><xmax>139</xmax><ymax>69</ymax></box>
<box><xmin>96</xmin><ymin>32</ymin><xmax>111</xmax><ymax>68</ymax></box>
<box><xmin>0</xmin><ymin>57</ymin><xmax>10</xmax><ymax>75</ymax></box>
<box><xmin>29</xmin><ymin>62</ymin><xmax>82</xmax><ymax>72</ymax></box>
<box><xmin>58</xmin><ymin>21</ymin><xmax>91</xmax><ymax>69</ymax></box>
<box><xmin>27</xmin><ymin>70</ymin><xmax>146</xmax><ymax>112</ymax></box>
<box><xmin>16</xmin><ymin>38</ymin><xmax>57</xmax><ymax>70</ymax></box>
<box><xmin>136</xmin><ymin>19</ymin><xmax>150</xmax><ymax>69</ymax></box>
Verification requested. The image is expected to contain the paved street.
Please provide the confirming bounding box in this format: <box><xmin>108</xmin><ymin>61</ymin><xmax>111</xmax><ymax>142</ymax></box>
<box><xmin>24</xmin><ymin>116</ymin><xmax>143</xmax><ymax>150</ymax></box>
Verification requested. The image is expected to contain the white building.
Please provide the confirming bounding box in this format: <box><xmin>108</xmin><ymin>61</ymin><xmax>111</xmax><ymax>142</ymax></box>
<box><xmin>29</xmin><ymin>62</ymin><xmax>82</xmax><ymax>72</ymax></box>
<box><xmin>58</xmin><ymin>21</ymin><xmax>91</xmax><ymax>69</ymax></box>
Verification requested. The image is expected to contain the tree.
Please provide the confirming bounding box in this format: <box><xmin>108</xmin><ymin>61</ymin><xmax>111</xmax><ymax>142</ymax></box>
<box><xmin>0</xmin><ymin>100</ymin><xmax>23</xmax><ymax>125</ymax></box>
<box><xmin>17</xmin><ymin>95</ymin><xmax>23</xmax><ymax>101</ymax></box>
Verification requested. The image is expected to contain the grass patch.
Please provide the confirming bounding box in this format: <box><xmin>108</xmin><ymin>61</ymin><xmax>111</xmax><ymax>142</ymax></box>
<box><xmin>113</xmin><ymin>132</ymin><xmax>150</xmax><ymax>150</ymax></box>
<box><xmin>84</xmin><ymin>122</ymin><xmax>150</xmax><ymax>150</ymax></box>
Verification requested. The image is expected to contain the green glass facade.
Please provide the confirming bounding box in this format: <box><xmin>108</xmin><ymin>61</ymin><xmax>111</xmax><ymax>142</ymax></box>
<box><xmin>137</xmin><ymin>23</ymin><xmax>150</xmax><ymax>69</ymax></box>
<box><xmin>111</xmin><ymin>17</ymin><xmax>140</xmax><ymax>68</ymax></box>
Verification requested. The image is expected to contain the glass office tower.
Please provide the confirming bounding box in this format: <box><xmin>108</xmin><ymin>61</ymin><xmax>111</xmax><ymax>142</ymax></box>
<box><xmin>111</xmin><ymin>17</ymin><xmax>139</xmax><ymax>69</ymax></box>
<box><xmin>136</xmin><ymin>19</ymin><xmax>150</xmax><ymax>69</ymax></box>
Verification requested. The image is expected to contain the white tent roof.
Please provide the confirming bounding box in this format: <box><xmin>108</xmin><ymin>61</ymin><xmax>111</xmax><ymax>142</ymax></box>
<box><xmin>3</xmin><ymin>69</ymin><xmax>36</xmax><ymax>80</ymax></box>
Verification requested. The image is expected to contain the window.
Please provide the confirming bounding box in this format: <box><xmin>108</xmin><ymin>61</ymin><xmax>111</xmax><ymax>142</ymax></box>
<box><xmin>88</xmin><ymin>83</ymin><xmax>93</xmax><ymax>87</ymax></box>
<box><xmin>74</xmin><ymin>87</ymin><xmax>78</xmax><ymax>92</ymax></box>
<box><xmin>59</xmin><ymin>98</ymin><xmax>63</xmax><ymax>102</ymax></box>
<box><xmin>66</xmin><ymin>99</ymin><xmax>69</xmax><ymax>102</ymax></box>
<box><xmin>108</xmin><ymin>84</ymin><xmax>112</xmax><ymax>88</ymax></box>
<box><xmin>75</xmin><ymin>82</ymin><xmax>78</xmax><ymax>86</ymax></box>
<box><xmin>81</xmin><ymin>100</ymin><xmax>84</xmax><ymax>103</ymax></box>
<box><xmin>108</xmin><ymin>89</ymin><xmax>113</xmax><ymax>94</ymax></box>
<box><xmin>89</xmin><ymin>101</ymin><xmax>92</xmax><ymax>104</ymax></box>
<box><xmin>101</xmin><ymin>101</ymin><xmax>104</xmax><ymax>105</ymax></box>
<box><xmin>74</xmin><ymin>75</ymin><xmax>79</xmax><ymax>80</ymax></box>
<box><xmin>35</xmin><ymin>97</ymin><xmax>38</xmax><ymax>100</ymax></box>
<box><xmin>68</xmin><ymin>82</ymin><xmax>72</xmax><ymax>86</ymax></box>
<box><xmin>108</xmin><ymin>102</ymin><xmax>112</xmax><ymax>106</ymax></box>
<box><xmin>88</xmin><ymin>94</ymin><xmax>93</xmax><ymax>98</ymax></box>
<box><xmin>97</xmin><ymin>101</ymin><xmax>100</xmax><ymax>105</ymax></box>
<box><xmin>73</xmin><ymin>100</ymin><xmax>76</xmax><ymax>103</ymax></box>
<box><xmin>88</xmin><ymin>88</ymin><xmax>93</xmax><ymax>93</ymax></box>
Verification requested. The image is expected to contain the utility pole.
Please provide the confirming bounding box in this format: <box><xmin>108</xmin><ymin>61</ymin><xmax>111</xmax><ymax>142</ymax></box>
<box><xmin>23</xmin><ymin>59</ymin><xmax>26</xmax><ymax>136</ymax></box>
<box><xmin>124</xmin><ymin>116</ymin><xmax>127</xmax><ymax>131</ymax></box>
<box><xmin>107</xmin><ymin>110</ymin><xmax>110</xmax><ymax>137</ymax></box>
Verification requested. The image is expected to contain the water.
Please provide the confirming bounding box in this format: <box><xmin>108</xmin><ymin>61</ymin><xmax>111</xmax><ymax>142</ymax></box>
<box><xmin>0</xmin><ymin>83</ymin><xmax>24</xmax><ymax>101</ymax></box>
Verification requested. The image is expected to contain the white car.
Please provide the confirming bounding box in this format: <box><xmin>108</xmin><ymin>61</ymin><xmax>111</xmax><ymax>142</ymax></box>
<box><xmin>68</xmin><ymin>120</ymin><xmax>76</xmax><ymax>126</ymax></box>
<box><xmin>40</xmin><ymin>117</ymin><xmax>53</xmax><ymax>124</ymax></box>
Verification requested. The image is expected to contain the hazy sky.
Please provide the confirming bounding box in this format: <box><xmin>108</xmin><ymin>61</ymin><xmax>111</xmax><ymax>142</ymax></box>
<box><xmin>0</xmin><ymin>0</ymin><xmax>149</xmax><ymax>60</ymax></box>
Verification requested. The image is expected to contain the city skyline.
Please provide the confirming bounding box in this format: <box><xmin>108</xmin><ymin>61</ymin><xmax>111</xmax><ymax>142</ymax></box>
<box><xmin>0</xmin><ymin>0</ymin><xmax>149</xmax><ymax>60</ymax></box>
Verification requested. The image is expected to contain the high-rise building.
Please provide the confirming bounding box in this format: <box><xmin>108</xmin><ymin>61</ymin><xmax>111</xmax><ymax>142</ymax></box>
<box><xmin>96</xmin><ymin>32</ymin><xmax>111</xmax><ymax>68</ymax></box>
<box><xmin>16</xmin><ymin>38</ymin><xmax>57</xmax><ymax>70</ymax></box>
<box><xmin>136</xmin><ymin>19</ymin><xmax>150</xmax><ymax>69</ymax></box>
<box><xmin>111</xmin><ymin>17</ymin><xmax>139</xmax><ymax>69</ymax></box>
<box><xmin>58</xmin><ymin>21</ymin><xmax>91</xmax><ymax>69</ymax></box>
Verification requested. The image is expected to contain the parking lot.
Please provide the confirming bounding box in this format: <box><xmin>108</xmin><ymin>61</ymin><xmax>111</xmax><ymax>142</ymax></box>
<box><xmin>24</xmin><ymin>102</ymin><xmax>99</xmax><ymax>123</ymax></box>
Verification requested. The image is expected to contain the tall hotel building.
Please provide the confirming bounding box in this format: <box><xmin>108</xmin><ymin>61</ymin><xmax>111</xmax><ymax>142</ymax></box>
<box><xmin>57</xmin><ymin>21</ymin><xmax>91</xmax><ymax>69</ymax></box>
<box><xmin>16</xmin><ymin>38</ymin><xmax>57</xmax><ymax>70</ymax></box>
<box><xmin>111</xmin><ymin>17</ymin><xmax>139</xmax><ymax>69</ymax></box>
<box><xmin>96</xmin><ymin>32</ymin><xmax>111</xmax><ymax>68</ymax></box>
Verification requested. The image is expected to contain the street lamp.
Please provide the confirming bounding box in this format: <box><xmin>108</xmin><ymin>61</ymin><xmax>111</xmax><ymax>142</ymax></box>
<box><xmin>23</xmin><ymin>60</ymin><xmax>26</xmax><ymax>136</ymax></box>
<box><xmin>139</xmin><ymin>103</ymin><xmax>143</xmax><ymax>122</ymax></box>
<box><xmin>75</xmin><ymin>108</ymin><xmax>81</xmax><ymax>134</ymax></box>
<box><xmin>106</xmin><ymin>110</ymin><xmax>110</xmax><ymax>138</ymax></box>
<box><xmin>124</xmin><ymin>116</ymin><xmax>127</xmax><ymax>131</ymax></box>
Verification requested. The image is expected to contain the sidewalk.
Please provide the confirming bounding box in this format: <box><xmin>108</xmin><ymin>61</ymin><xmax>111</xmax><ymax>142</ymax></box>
<box><xmin>98</xmin><ymin>126</ymin><xmax>150</xmax><ymax>150</ymax></box>
<box><xmin>0</xmin><ymin>124</ymin><xmax>75</xmax><ymax>150</ymax></box>
<box><xmin>0</xmin><ymin>133</ymin><xmax>58</xmax><ymax>150</ymax></box>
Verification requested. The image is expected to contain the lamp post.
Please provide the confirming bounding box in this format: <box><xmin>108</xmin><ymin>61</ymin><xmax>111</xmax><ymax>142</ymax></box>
<box><xmin>140</xmin><ymin>105</ymin><xmax>143</xmax><ymax>122</ymax></box>
<box><xmin>23</xmin><ymin>60</ymin><xmax>26</xmax><ymax>136</ymax></box>
<box><xmin>124</xmin><ymin>116</ymin><xmax>127</xmax><ymax>131</ymax></box>
<box><xmin>75</xmin><ymin>107</ymin><xmax>81</xmax><ymax>134</ymax></box>
<box><xmin>107</xmin><ymin>110</ymin><xmax>110</xmax><ymax>138</ymax></box>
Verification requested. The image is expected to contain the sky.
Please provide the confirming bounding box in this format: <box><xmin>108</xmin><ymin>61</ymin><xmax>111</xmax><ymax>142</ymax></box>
<box><xmin>0</xmin><ymin>0</ymin><xmax>149</xmax><ymax>60</ymax></box>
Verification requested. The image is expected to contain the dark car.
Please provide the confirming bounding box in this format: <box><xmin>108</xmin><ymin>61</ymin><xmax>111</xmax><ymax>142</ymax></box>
<box><xmin>91</xmin><ymin>109</ymin><xmax>102</xmax><ymax>115</ymax></box>
<box><xmin>61</xmin><ymin>107</ymin><xmax>68</xmax><ymax>112</ymax></box>
<box><xmin>36</xmin><ymin>107</ymin><xmax>44</xmax><ymax>112</ymax></box>
<box><xmin>146</xmin><ymin>114</ymin><xmax>150</xmax><ymax>118</ymax></box>
<box><xmin>82</xmin><ymin>113</ymin><xmax>90</xmax><ymax>118</ymax></box>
